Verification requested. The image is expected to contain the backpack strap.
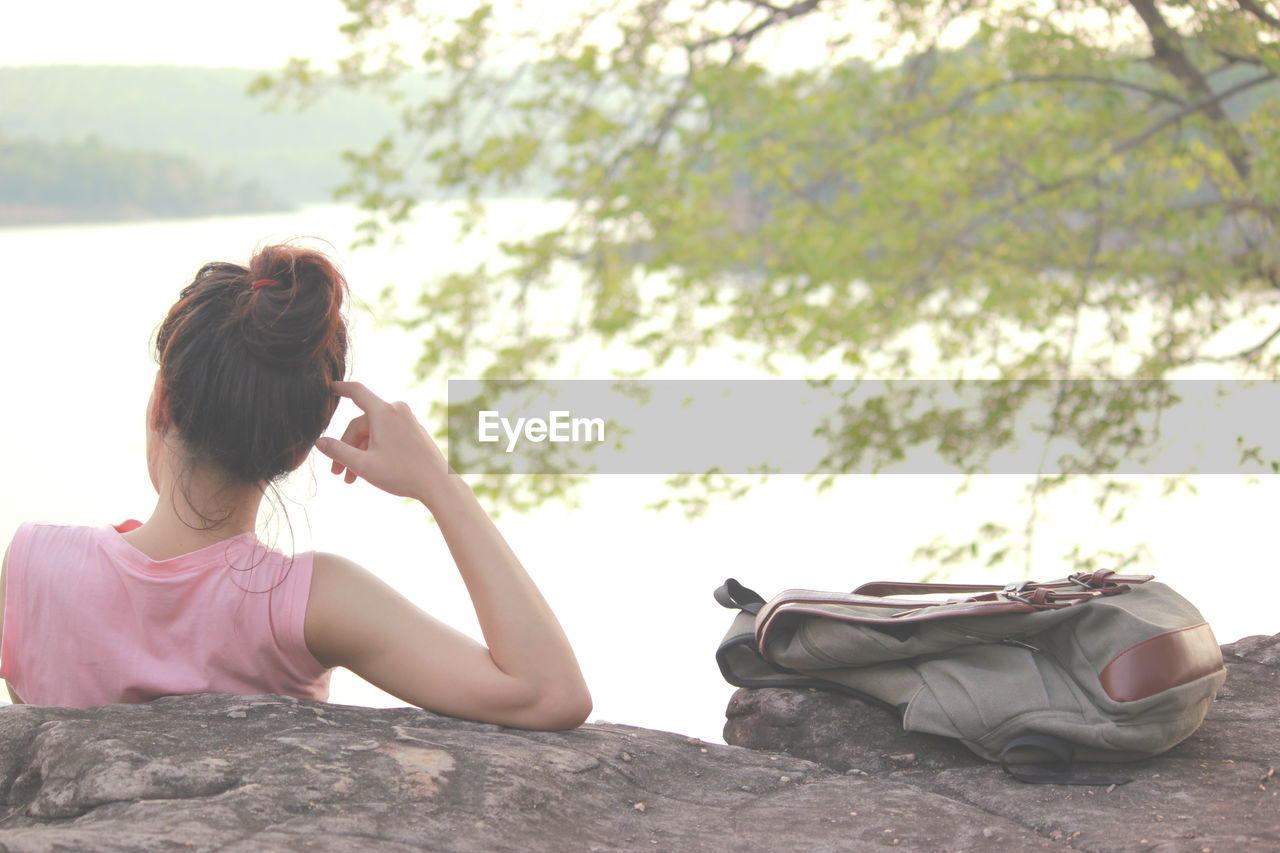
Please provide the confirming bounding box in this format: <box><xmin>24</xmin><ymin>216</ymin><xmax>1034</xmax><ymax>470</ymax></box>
<box><xmin>852</xmin><ymin>581</ymin><xmax>1004</xmax><ymax>597</ymax></box>
<box><xmin>851</xmin><ymin>578</ymin><xmax>1129</xmax><ymax>609</ymax></box>
<box><xmin>714</xmin><ymin>580</ymin><xmax>864</xmax><ymax>693</ymax></box>
<box><xmin>714</xmin><ymin>578</ymin><xmax>767</xmax><ymax>615</ymax></box>
<box><xmin>854</xmin><ymin>572</ymin><xmax>1154</xmax><ymax>599</ymax></box>
<box><xmin>1000</xmin><ymin>735</ymin><xmax>1133</xmax><ymax>786</ymax></box>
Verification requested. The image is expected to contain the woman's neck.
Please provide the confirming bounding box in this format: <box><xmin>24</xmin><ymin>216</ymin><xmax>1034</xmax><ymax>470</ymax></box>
<box><xmin>124</xmin><ymin>457</ymin><xmax>266</xmax><ymax>561</ymax></box>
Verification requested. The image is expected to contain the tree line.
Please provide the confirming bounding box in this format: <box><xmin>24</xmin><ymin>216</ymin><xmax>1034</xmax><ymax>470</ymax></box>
<box><xmin>0</xmin><ymin>133</ymin><xmax>284</xmax><ymax>225</ymax></box>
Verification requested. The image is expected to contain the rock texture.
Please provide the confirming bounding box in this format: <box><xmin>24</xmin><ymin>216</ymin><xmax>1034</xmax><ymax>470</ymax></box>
<box><xmin>0</xmin><ymin>696</ymin><xmax>1050</xmax><ymax>851</ymax></box>
<box><xmin>726</xmin><ymin>633</ymin><xmax>1280</xmax><ymax>852</ymax></box>
<box><xmin>0</xmin><ymin>635</ymin><xmax>1273</xmax><ymax>852</ymax></box>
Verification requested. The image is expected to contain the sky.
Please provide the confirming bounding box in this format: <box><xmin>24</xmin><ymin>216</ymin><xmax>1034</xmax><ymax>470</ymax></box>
<box><xmin>0</xmin><ymin>0</ymin><xmax>901</xmax><ymax>71</ymax></box>
<box><xmin>0</xmin><ymin>0</ymin><xmax>355</xmax><ymax>67</ymax></box>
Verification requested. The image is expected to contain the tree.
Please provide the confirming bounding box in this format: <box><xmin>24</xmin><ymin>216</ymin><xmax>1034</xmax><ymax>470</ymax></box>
<box><xmin>258</xmin><ymin>0</ymin><xmax>1280</xmax><ymax>572</ymax></box>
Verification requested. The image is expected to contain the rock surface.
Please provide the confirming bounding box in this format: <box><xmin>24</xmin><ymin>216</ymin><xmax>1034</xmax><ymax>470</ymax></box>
<box><xmin>726</xmin><ymin>633</ymin><xmax>1280</xmax><ymax>852</ymax></box>
<box><xmin>0</xmin><ymin>635</ymin><xmax>1274</xmax><ymax>852</ymax></box>
<box><xmin>0</xmin><ymin>697</ymin><xmax>1049</xmax><ymax>851</ymax></box>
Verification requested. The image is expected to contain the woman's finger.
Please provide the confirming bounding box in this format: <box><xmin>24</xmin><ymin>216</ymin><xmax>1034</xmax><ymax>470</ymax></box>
<box><xmin>338</xmin><ymin>414</ymin><xmax>370</xmax><ymax>447</ymax></box>
<box><xmin>327</xmin><ymin>414</ymin><xmax>370</xmax><ymax>476</ymax></box>
<box><xmin>337</xmin><ymin>417</ymin><xmax>370</xmax><ymax>459</ymax></box>
<box><xmin>315</xmin><ymin>436</ymin><xmax>365</xmax><ymax>476</ymax></box>
<box><xmin>330</xmin><ymin>380</ymin><xmax>385</xmax><ymax>413</ymax></box>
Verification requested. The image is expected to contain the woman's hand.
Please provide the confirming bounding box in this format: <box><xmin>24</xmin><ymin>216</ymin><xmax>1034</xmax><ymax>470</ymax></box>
<box><xmin>315</xmin><ymin>381</ymin><xmax>451</xmax><ymax>505</ymax></box>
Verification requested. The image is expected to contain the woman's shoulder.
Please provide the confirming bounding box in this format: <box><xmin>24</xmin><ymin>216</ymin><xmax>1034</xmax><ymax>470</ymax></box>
<box><xmin>11</xmin><ymin>520</ymin><xmax>100</xmax><ymax>536</ymax></box>
<box><xmin>303</xmin><ymin>552</ymin><xmax>363</xmax><ymax>671</ymax></box>
<box><xmin>7</xmin><ymin>521</ymin><xmax>105</xmax><ymax>555</ymax></box>
<box><xmin>2</xmin><ymin>522</ymin><xmax>108</xmax><ymax>607</ymax></box>
<box><xmin>308</xmin><ymin>552</ymin><xmax>376</xmax><ymax>598</ymax></box>
<box><xmin>304</xmin><ymin>552</ymin><xmax>411</xmax><ymax>670</ymax></box>
<box><xmin>310</xmin><ymin>550</ymin><xmax>360</xmax><ymax>571</ymax></box>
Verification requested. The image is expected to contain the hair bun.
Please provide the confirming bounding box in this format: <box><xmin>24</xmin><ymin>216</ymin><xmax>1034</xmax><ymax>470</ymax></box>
<box><xmin>156</xmin><ymin>242</ymin><xmax>350</xmax><ymax>485</ymax></box>
<box><xmin>238</xmin><ymin>244</ymin><xmax>349</xmax><ymax>368</ymax></box>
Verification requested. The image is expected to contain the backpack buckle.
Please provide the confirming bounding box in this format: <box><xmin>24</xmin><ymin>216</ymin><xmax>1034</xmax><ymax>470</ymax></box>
<box><xmin>1069</xmin><ymin>571</ymin><xmax>1126</xmax><ymax>594</ymax></box>
<box><xmin>1004</xmin><ymin>581</ymin><xmax>1053</xmax><ymax>606</ymax></box>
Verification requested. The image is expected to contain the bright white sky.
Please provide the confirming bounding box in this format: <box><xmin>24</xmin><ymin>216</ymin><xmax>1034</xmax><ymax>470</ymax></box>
<box><xmin>0</xmin><ymin>0</ymin><xmax>1149</xmax><ymax>75</ymax></box>
<box><xmin>0</xmin><ymin>0</ymin><xmax>354</xmax><ymax>67</ymax></box>
<box><xmin>0</xmin><ymin>0</ymin><xmax>906</xmax><ymax>70</ymax></box>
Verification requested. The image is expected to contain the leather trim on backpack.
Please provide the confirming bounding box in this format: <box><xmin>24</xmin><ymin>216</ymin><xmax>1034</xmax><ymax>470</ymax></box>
<box><xmin>1099</xmin><ymin>622</ymin><xmax>1224</xmax><ymax>702</ymax></box>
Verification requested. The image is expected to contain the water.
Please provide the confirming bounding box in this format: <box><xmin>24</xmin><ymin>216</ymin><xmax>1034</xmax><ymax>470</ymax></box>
<box><xmin>1</xmin><ymin>201</ymin><xmax>1276</xmax><ymax>741</ymax></box>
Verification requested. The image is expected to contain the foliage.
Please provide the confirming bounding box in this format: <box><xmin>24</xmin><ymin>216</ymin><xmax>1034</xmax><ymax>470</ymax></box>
<box><xmin>261</xmin><ymin>0</ymin><xmax>1280</xmax><ymax>571</ymax></box>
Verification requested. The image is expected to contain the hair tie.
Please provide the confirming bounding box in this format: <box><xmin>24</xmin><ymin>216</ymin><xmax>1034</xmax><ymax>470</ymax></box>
<box><xmin>251</xmin><ymin>279</ymin><xmax>280</xmax><ymax>289</ymax></box>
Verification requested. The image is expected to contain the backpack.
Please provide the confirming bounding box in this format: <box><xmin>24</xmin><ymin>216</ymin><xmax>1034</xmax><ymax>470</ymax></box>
<box><xmin>715</xmin><ymin>571</ymin><xmax>1226</xmax><ymax>784</ymax></box>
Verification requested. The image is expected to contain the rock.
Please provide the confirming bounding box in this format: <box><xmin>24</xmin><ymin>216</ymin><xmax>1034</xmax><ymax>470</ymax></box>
<box><xmin>0</xmin><ymin>695</ymin><xmax>1050</xmax><ymax>851</ymax></box>
<box><xmin>725</xmin><ymin>685</ymin><xmax>980</xmax><ymax>775</ymax></box>
<box><xmin>725</xmin><ymin>632</ymin><xmax>1280</xmax><ymax>852</ymax></box>
<box><xmin>0</xmin><ymin>636</ymin><xmax>1274</xmax><ymax>851</ymax></box>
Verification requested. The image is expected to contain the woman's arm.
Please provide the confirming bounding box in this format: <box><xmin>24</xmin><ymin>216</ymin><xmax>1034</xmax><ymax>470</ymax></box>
<box><xmin>305</xmin><ymin>381</ymin><xmax>591</xmax><ymax>730</ymax></box>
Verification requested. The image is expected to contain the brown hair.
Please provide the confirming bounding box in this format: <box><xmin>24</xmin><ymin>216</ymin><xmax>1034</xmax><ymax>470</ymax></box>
<box><xmin>155</xmin><ymin>243</ymin><xmax>348</xmax><ymax>487</ymax></box>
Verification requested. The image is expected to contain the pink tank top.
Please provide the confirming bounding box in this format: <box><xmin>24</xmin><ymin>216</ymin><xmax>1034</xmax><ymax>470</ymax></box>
<box><xmin>0</xmin><ymin>521</ymin><xmax>332</xmax><ymax>707</ymax></box>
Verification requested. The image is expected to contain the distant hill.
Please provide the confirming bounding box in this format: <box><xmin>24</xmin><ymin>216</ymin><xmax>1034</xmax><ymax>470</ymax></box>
<box><xmin>0</xmin><ymin>66</ymin><xmax>403</xmax><ymax>205</ymax></box>
<box><xmin>0</xmin><ymin>133</ymin><xmax>284</xmax><ymax>225</ymax></box>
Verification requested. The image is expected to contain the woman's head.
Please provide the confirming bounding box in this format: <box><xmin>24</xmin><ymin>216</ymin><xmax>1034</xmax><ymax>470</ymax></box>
<box><xmin>153</xmin><ymin>243</ymin><xmax>349</xmax><ymax>488</ymax></box>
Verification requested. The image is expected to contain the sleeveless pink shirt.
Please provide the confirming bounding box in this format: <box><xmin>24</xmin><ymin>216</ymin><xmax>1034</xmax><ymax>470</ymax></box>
<box><xmin>0</xmin><ymin>521</ymin><xmax>332</xmax><ymax>707</ymax></box>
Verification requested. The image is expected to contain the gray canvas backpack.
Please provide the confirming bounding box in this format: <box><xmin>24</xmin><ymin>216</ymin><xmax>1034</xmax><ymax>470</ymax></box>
<box><xmin>715</xmin><ymin>571</ymin><xmax>1226</xmax><ymax>784</ymax></box>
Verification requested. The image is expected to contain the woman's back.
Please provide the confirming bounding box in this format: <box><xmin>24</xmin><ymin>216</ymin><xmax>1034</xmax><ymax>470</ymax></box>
<box><xmin>0</xmin><ymin>521</ymin><xmax>330</xmax><ymax>707</ymax></box>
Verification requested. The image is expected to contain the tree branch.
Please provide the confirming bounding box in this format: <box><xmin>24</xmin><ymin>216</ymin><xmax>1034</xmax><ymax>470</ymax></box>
<box><xmin>874</xmin><ymin>72</ymin><xmax>1187</xmax><ymax>146</ymax></box>
<box><xmin>1201</xmin><ymin>320</ymin><xmax>1280</xmax><ymax>363</ymax></box>
<box><xmin>1210</xmin><ymin>46</ymin><xmax>1270</xmax><ymax>70</ymax></box>
<box><xmin>1173</xmin><ymin>197</ymin><xmax>1280</xmax><ymax>219</ymax></box>
<box><xmin>1237</xmin><ymin>0</ymin><xmax>1280</xmax><ymax>30</ymax></box>
<box><xmin>1104</xmin><ymin>71</ymin><xmax>1275</xmax><ymax>161</ymax></box>
<box><xmin>687</xmin><ymin>0</ymin><xmax>822</xmax><ymax>50</ymax></box>
<box><xmin>1127</xmin><ymin>0</ymin><xmax>1254</xmax><ymax>180</ymax></box>
<box><xmin>1017</xmin><ymin>74</ymin><xmax>1185</xmax><ymax>104</ymax></box>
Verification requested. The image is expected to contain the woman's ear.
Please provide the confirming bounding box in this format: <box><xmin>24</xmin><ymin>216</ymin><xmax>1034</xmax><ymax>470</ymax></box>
<box><xmin>150</xmin><ymin>371</ymin><xmax>169</xmax><ymax>433</ymax></box>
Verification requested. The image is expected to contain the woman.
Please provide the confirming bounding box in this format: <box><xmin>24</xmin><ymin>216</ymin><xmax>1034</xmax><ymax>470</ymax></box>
<box><xmin>0</xmin><ymin>243</ymin><xmax>591</xmax><ymax>731</ymax></box>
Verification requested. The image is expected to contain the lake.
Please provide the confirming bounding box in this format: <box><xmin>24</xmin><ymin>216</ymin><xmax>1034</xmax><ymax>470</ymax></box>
<box><xmin>0</xmin><ymin>201</ymin><xmax>1276</xmax><ymax>741</ymax></box>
